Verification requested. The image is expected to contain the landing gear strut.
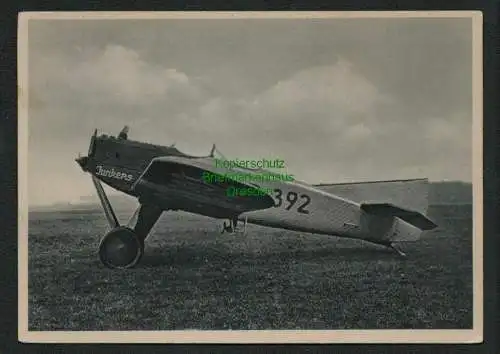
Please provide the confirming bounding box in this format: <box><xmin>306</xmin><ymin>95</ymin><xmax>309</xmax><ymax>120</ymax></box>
<box><xmin>221</xmin><ymin>216</ymin><xmax>247</xmax><ymax>234</ymax></box>
<box><xmin>92</xmin><ymin>176</ymin><xmax>163</xmax><ymax>269</ymax></box>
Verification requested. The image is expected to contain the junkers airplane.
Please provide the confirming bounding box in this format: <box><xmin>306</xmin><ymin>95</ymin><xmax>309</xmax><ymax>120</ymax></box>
<box><xmin>75</xmin><ymin>126</ymin><xmax>438</xmax><ymax>269</ymax></box>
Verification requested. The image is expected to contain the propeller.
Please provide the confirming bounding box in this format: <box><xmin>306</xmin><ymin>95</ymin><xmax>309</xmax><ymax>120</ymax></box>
<box><xmin>119</xmin><ymin>125</ymin><xmax>129</xmax><ymax>137</ymax></box>
<box><xmin>88</xmin><ymin>129</ymin><xmax>97</xmax><ymax>156</ymax></box>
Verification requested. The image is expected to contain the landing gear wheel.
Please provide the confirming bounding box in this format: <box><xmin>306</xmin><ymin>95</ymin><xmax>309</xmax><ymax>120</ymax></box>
<box><xmin>98</xmin><ymin>226</ymin><xmax>144</xmax><ymax>269</ymax></box>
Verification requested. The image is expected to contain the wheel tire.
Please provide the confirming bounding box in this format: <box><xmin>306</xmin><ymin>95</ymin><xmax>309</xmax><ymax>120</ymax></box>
<box><xmin>98</xmin><ymin>226</ymin><xmax>144</xmax><ymax>269</ymax></box>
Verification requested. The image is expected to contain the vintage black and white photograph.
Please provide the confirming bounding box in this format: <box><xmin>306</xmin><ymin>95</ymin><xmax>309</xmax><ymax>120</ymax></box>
<box><xmin>18</xmin><ymin>11</ymin><xmax>482</xmax><ymax>343</ymax></box>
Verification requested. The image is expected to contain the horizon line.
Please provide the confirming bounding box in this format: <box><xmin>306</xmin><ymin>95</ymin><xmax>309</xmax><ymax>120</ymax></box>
<box><xmin>28</xmin><ymin>179</ymin><xmax>473</xmax><ymax>208</ymax></box>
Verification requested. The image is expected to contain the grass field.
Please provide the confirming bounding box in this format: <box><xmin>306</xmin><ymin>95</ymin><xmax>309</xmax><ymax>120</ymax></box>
<box><xmin>27</xmin><ymin>204</ymin><xmax>473</xmax><ymax>330</ymax></box>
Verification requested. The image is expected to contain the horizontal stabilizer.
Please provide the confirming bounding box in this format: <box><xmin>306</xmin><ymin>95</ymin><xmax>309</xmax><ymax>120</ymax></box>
<box><xmin>315</xmin><ymin>178</ymin><xmax>430</xmax><ymax>215</ymax></box>
<box><xmin>361</xmin><ymin>203</ymin><xmax>438</xmax><ymax>231</ymax></box>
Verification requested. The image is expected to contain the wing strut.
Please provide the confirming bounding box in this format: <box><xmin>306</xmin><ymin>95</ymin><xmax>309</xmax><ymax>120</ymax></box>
<box><xmin>92</xmin><ymin>175</ymin><xmax>119</xmax><ymax>229</ymax></box>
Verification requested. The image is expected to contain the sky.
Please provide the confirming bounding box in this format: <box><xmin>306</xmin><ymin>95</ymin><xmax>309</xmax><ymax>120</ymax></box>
<box><xmin>26</xmin><ymin>15</ymin><xmax>474</xmax><ymax>206</ymax></box>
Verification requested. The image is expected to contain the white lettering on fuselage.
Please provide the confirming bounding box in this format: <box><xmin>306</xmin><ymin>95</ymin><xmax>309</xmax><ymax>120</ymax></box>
<box><xmin>95</xmin><ymin>165</ymin><xmax>134</xmax><ymax>182</ymax></box>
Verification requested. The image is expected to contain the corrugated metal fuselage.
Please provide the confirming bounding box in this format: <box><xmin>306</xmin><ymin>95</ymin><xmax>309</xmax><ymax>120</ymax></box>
<box><xmin>79</xmin><ymin>135</ymin><xmax>426</xmax><ymax>244</ymax></box>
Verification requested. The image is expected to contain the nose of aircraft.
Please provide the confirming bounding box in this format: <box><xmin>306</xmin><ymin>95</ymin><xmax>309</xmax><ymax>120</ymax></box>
<box><xmin>75</xmin><ymin>155</ymin><xmax>89</xmax><ymax>171</ymax></box>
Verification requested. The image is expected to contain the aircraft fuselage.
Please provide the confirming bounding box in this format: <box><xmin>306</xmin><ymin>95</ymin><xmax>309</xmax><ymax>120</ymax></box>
<box><xmin>76</xmin><ymin>133</ymin><xmax>424</xmax><ymax>245</ymax></box>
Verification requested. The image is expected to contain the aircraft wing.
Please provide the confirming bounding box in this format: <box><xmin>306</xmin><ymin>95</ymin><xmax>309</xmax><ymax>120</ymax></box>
<box><xmin>131</xmin><ymin>157</ymin><xmax>275</xmax><ymax>218</ymax></box>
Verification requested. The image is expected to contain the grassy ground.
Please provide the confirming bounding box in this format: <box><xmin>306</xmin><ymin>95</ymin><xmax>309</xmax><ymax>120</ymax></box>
<box><xmin>27</xmin><ymin>204</ymin><xmax>473</xmax><ymax>330</ymax></box>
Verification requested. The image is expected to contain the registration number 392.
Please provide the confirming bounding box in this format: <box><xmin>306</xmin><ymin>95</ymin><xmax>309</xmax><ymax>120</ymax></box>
<box><xmin>272</xmin><ymin>188</ymin><xmax>311</xmax><ymax>214</ymax></box>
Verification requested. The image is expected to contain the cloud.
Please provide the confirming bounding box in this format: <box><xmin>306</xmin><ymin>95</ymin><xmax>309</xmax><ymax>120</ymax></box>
<box><xmin>194</xmin><ymin>59</ymin><xmax>471</xmax><ymax>184</ymax></box>
<box><xmin>30</xmin><ymin>47</ymin><xmax>214</xmax><ymax>162</ymax></box>
<box><xmin>66</xmin><ymin>45</ymin><xmax>203</xmax><ymax>105</ymax></box>
<box><xmin>28</xmin><ymin>45</ymin><xmax>213</xmax><ymax>205</ymax></box>
<box><xmin>198</xmin><ymin>58</ymin><xmax>391</xmax><ymax>136</ymax></box>
<box><xmin>194</xmin><ymin>59</ymin><xmax>395</xmax><ymax>180</ymax></box>
<box><xmin>27</xmin><ymin>44</ymin><xmax>471</xmax><ymax>206</ymax></box>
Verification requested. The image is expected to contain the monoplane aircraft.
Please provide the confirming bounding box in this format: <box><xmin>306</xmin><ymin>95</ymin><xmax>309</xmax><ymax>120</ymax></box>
<box><xmin>75</xmin><ymin>127</ymin><xmax>438</xmax><ymax>269</ymax></box>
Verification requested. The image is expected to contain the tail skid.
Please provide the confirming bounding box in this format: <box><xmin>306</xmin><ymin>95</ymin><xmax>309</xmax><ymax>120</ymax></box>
<box><xmin>368</xmin><ymin>240</ymin><xmax>407</xmax><ymax>257</ymax></box>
